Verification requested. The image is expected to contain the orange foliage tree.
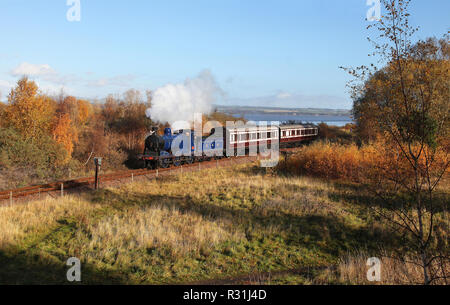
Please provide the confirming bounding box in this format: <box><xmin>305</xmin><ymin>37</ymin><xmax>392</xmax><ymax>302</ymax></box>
<box><xmin>52</xmin><ymin>113</ymin><xmax>78</xmax><ymax>163</ymax></box>
<box><xmin>2</xmin><ymin>77</ymin><xmax>55</xmax><ymax>143</ymax></box>
<box><xmin>77</xmin><ymin>99</ymin><xmax>91</xmax><ymax>126</ymax></box>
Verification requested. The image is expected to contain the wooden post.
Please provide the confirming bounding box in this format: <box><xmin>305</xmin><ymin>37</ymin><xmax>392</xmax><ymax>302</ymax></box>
<box><xmin>94</xmin><ymin>158</ymin><xmax>102</xmax><ymax>190</ymax></box>
<box><xmin>10</xmin><ymin>191</ymin><xmax>12</xmax><ymax>205</ymax></box>
<box><xmin>61</xmin><ymin>183</ymin><xmax>64</xmax><ymax>197</ymax></box>
<box><xmin>131</xmin><ymin>173</ymin><xmax>134</xmax><ymax>182</ymax></box>
<box><xmin>94</xmin><ymin>165</ymin><xmax>99</xmax><ymax>190</ymax></box>
<box><xmin>156</xmin><ymin>169</ymin><xmax>159</xmax><ymax>178</ymax></box>
<box><xmin>216</xmin><ymin>159</ymin><xmax>219</xmax><ymax>168</ymax></box>
<box><xmin>39</xmin><ymin>188</ymin><xmax>41</xmax><ymax>200</ymax></box>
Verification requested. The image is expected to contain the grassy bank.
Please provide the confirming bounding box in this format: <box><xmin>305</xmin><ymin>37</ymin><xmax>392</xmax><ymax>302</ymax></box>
<box><xmin>0</xmin><ymin>163</ymin><xmax>445</xmax><ymax>284</ymax></box>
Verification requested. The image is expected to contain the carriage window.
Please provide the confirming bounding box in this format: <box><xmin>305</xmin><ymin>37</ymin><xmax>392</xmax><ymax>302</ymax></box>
<box><xmin>282</xmin><ymin>131</ymin><xmax>286</xmax><ymax>137</ymax></box>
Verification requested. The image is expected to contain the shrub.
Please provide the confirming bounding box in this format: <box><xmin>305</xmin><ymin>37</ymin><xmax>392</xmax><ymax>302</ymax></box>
<box><xmin>280</xmin><ymin>140</ymin><xmax>449</xmax><ymax>185</ymax></box>
<box><xmin>0</xmin><ymin>127</ymin><xmax>68</xmax><ymax>179</ymax></box>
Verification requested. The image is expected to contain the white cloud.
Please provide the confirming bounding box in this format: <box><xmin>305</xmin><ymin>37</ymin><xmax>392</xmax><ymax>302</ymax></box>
<box><xmin>0</xmin><ymin>80</ymin><xmax>14</xmax><ymax>99</ymax></box>
<box><xmin>11</xmin><ymin>62</ymin><xmax>56</xmax><ymax>77</ymax></box>
<box><xmin>0</xmin><ymin>79</ymin><xmax>14</xmax><ymax>88</ymax></box>
<box><xmin>276</xmin><ymin>92</ymin><xmax>292</xmax><ymax>99</ymax></box>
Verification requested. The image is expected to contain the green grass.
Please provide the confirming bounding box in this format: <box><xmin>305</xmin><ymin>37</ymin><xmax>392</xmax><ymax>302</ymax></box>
<box><xmin>0</xmin><ymin>163</ymin><xmax>412</xmax><ymax>284</ymax></box>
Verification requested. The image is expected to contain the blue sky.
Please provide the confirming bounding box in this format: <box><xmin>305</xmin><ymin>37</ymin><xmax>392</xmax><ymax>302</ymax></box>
<box><xmin>0</xmin><ymin>0</ymin><xmax>448</xmax><ymax>109</ymax></box>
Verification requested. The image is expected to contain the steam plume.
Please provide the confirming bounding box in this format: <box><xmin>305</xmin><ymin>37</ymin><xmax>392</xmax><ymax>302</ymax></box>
<box><xmin>146</xmin><ymin>70</ymin><xmax>222</xmax><ymax>130</ymax></box>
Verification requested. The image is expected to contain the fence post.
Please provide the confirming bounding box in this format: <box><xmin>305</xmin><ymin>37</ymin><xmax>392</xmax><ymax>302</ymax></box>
<box><xmin>131</xmin><ymin>173</ymin><xmax>134</xmax><ymax>182</ymax></box>
<box><xmin>10</xmin><ymin>191</ymin><xmax>12</xmax><ymax>206</ymax></box>
<box><xmin>61</xmin><ymin>183</ymin><xmax>64</xmax><ymax>197</ymax></box>
<box><xmin>94</xmin><ymin>158</ymin><xmax>102</xmax><ymax>190</ymax></box>
<box><xmin>39</xmin><ymin>188</ymin><xmax>41</xmax><ymax>200</ymax></box>
<box><xmin>156</xmin><ymin>169</ymin><xmax>159</xmax><ymax>178</ymax></box>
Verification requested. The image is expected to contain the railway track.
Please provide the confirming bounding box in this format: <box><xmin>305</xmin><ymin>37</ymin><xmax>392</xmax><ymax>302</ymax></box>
<box><xmin>0</xmin><ymin>148</ymin><xmax>300</xmax><ymax>204</ymax></box>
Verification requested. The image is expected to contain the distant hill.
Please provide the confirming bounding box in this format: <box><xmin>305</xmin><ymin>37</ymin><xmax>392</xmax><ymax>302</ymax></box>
<box><xmin>214</xmin><ymin>105</ymin><xmax>351</xmax><ymax>117</ymax></box>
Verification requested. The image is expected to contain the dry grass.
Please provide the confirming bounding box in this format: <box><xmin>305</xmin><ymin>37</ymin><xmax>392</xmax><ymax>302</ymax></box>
<box><xmin>0</xmin><ymin>196</ymin><xmax>99</xmax><ymax>249</ymax></box>
<box><xmin>335</xmin><ymin>251</ymin><xmax>449</xmax><ymax>285</ymax></box>
<box><xmin>0</xmin><ymin>163</ymin><xmax>447</xmax><ymax>284</ymax></box>
<box><xmin>80</xmin><ymin>204</ymin><xmax>244</xmax><ymax>266</ymax></box>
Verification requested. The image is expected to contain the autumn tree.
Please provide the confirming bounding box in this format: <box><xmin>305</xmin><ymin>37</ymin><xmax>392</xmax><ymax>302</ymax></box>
<box><xmin>353</xmin><ymin>37</ymin><xmax>449</xmax><ymax>143</ymax></box>
<box><xmin>0</xmin><ymin>101</ymin><xmax>5</xmax><ymax>124</ymax></box>
<box><xmin>101</xmin><ymin>90</ymin><xmax>152</xmax><ymax>152</ymax></box>
<box><xmin>52</xmin><ymin>113</ymin><xmax>78</xmax><ymax>163</ymax></box>
<box><xmin>119</xmin><ymin>89</ymin><xmax>152</xmax><ymax>151</ymax></box>
<box><xmin>77</xmin><ymin>99</ymin><xmax>92</xmax><ymax>126</ymax></box>
<box><xmin>2</xmin><ymin>77</ymin><xmax>56</xmax><ymax>143</ymax></box>
<box><xmin>343</xmin><ymin>0</ymin><xmax>449</xmax><ymax>284</ymax></box>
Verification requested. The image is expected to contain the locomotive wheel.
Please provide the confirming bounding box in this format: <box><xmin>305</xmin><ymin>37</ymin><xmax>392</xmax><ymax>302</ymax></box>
<box><xmin>148</xmin><ymin>160</ymin><xmax>157</xmax><ymax>169</ymax></box>
<box><xmin>185</xmin><ymin>157</ymin><xmax>194</xmax><ymax>164</ymax></box>
<box><xmin>159</xmin><ymin>159</ymin><xmax>170</xmax><ymax>168</ymax></box>
<box><xmin>173</xmin><ymin>157</ymin><xmax>182</xmax><ymax>167</ymax></box>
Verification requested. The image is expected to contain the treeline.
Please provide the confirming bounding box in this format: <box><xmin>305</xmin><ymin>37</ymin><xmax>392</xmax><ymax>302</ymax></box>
<box><xmin>0</xmin><ymin>77</ymin><xmax>241</xmax><ymax>189</ymax></box>
<box><xmin>0</xmin><ymin>78</ymin><xmax>154</xmax><ymax>188</ymax></box>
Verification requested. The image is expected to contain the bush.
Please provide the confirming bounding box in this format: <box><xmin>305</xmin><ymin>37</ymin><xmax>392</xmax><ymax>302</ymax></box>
<box><xmin>0</xmin><ymin>127</ymin><xmax>68</xmax><ymax>180</ymax></box>
<box><xmin>280</xmin><ymin>140</ymin><xmax>449</xmax><ymax>185</ymax></box>
<box><xmin>280</xmin><ymin>141</ymin><xmax>384</xmax><ymax>182</ymax></box>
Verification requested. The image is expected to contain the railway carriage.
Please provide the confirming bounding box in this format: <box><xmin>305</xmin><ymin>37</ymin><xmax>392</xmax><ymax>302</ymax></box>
<box><xmin>279</xmin><ymin>124</ymin><xmax>319</xmax><ymax>147</ymax></box>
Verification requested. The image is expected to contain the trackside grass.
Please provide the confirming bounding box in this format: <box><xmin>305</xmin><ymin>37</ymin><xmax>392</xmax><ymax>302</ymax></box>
<box><xmin>0</xmin><ymin>163</ymin><xmax>445</xmax><ymax>284</ymax></box>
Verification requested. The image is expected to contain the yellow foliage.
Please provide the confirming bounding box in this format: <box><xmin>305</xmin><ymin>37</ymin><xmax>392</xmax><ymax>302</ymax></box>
<box><xmin>77</xmin><ymin>99</ymin><xmax>91</xmax><ymax>125</ymax></box>
<box><xmin>52</xmin><ymin>113</ymin><xmax>78</xmax><ymax>163</ymax></box>
<box><xmin>2</xmin><ymin>78</ymin><xmax>55</xmax><ymax>142</ymax></box>
<box><xmin>283</xmin><ymin>141</ymin><xmax>449</xmax><ymax>184</ymax></box>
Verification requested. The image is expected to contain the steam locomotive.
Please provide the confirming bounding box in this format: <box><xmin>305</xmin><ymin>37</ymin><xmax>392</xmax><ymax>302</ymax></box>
<box><xmin>141</xmin><ymin>124</ymin><xmax>319</xmax><ymax>169</ymax></box>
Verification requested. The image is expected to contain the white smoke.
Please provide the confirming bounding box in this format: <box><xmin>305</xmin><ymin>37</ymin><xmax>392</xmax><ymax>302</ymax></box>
<box><xmin>146</xmin><ymin>70</ymin><xmax>222</xmax><ymax>130</ymax></box>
